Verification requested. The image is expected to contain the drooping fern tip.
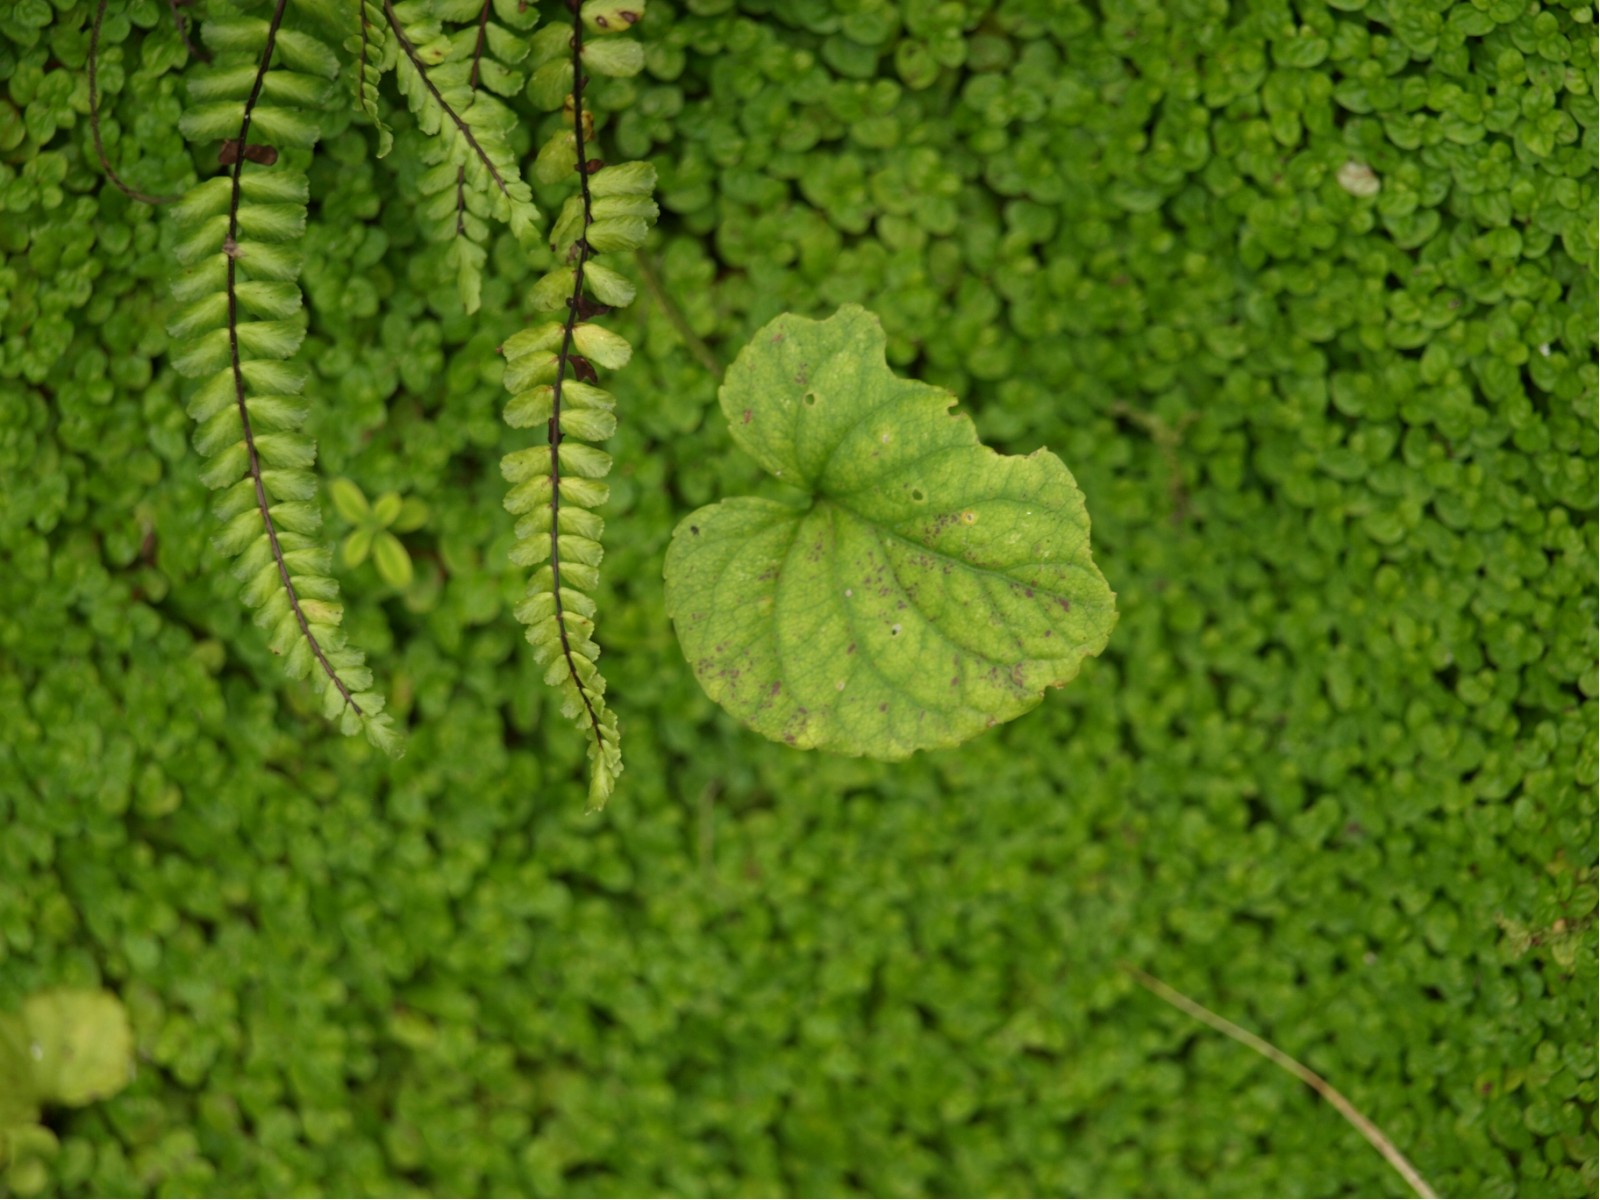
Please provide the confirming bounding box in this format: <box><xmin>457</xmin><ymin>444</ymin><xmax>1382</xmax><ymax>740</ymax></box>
<box><xmin>167</xmin><ymin>0</ymin><xmax>403</xmax><ymax>758</ymax></box>
<box><xmin>501</xmin><ymin>0</ymin><xmax>654</xmax><ymax>809</ymax></box>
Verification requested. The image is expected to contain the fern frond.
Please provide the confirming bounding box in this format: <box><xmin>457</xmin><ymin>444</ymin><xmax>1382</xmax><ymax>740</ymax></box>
<box><xmin>169</xmin><ymin>0</ymin><xmax>404</xmax><ymax>758</ymax></box>
<box><xmin>348</xmin><ymin>0</ymin><xmax>395</xmax><ymax>156</ymax></box>
<box><xmin>504</xmin><ymin>0</ymin><xmax>654</xmax><ymax>810</ymax></box>
<box><xmin>383</xmin><ymin>0</ymin><xmax>539</xmax><ymax>313</ymax></box>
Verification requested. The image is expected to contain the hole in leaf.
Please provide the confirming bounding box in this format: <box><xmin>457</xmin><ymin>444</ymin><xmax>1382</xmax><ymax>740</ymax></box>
<box><xmin>803</xmin><ymin>392</ymin><xmax>818</xmax><ymax>406</ymax></box>
<box><xmin>890</xmin><ymin>623</ymin><xmax>902</xmax><ymax>637</ymax></box>
<box><xmin>910</xmin><ymin>487</ymin><xmax>926</xmax><ymax>503</ymax></box>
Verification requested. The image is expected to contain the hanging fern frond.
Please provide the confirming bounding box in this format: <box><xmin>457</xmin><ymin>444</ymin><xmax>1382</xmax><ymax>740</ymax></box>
<box><xmin>503</xmin><ymin>0</ymin><xmax>654</xmax><ymax>810</ymax></box>
<box><xmin>168</xmin><ymin>0</ymin><xmax>405</xmax><ymax>757</ymax></box>
<box><xmin>439</xmin><ymin>0</ymin><xmax>535</xmax><ymax>99</ymax></box>
<box><xmin>348</xmin><ymin>0</ymin><xmax>395</xmax><ymax>156</ymax></box>
<box><xmin>383</xmin><ymin>0</ymin><xmax>539</xmax><ymax>313</ymax></box>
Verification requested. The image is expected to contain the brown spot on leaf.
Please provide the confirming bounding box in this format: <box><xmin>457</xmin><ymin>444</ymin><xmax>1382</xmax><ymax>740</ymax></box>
<box><xmin>219</xmin><ymin>139</ymin><xmax>277</xmax><ymax>166</ymax></box>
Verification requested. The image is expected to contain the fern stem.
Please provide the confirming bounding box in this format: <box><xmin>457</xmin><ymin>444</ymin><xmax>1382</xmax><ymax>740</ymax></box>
<box><xmin>89</xmin><ymin>0</ymin><xmax>174</xmax><ymax>206</ymax></box>
<box><xmin>382</xmin><ymin>0</ymin><xmax>516</xmax><ymax>202</ymax></box>
<box><xmin>467</xmin><ymin>0</ymin><xmax>492</xmax><ymax>88</ymax></box>
<box><xmin>226</xmin><ymin>0</ymin><xmax>362</xmax><ymax>716</ymax></box>
<box><xmin>452</xmin><ymin>0</ymin><xmax>496</xmax><ymax>237</ymax></box>
<box><xmin>546</xmin><ymin>2</ymin><xmax>606</xmax><ymax>752</ymax></box>
<box><xmin>166</xmin><ymin>0</ymin><xmax>211</xmax><ymax>63</ymax></box>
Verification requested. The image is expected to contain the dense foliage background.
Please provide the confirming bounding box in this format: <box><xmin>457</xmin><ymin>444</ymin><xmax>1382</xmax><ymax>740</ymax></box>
<box><xmin>2</xmin><ymin>0</ymin><xmax>1596</xmax><ymax>1194</ymax></box>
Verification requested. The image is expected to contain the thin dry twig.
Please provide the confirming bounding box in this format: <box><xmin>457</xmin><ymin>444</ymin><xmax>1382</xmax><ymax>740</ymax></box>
<box><xmin>633</xmin><ymin>249</ymin><xmax>725</xmax><ymax>381</ymax></box>
<box><xmin>1109</xmin><ymin>400</ymin><xmax>1195</xmax><ymax>525</ymax></box>
<box><xmin>698</xmin><ymin>781</ymin><xmax>719</xmax><ymax>884</ymax></box>
<box><xmin>1122</xmin><ymin>963</ymin><xmax>1439</xmax><ymax>1199</ymax></box>
<box><xmin>89</xmin><ymin>0</ymin><xmax>176</xmax><ymax>205</ymax></box>
<box><xmin>167</xmin><ymin>0</ymin><xmax>212</xmax><ymax>64</ymax></box>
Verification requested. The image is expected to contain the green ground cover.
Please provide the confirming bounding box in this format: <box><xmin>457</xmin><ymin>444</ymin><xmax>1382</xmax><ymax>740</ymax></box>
<box><xmin>1</xmin><ymin>0</ymin><xmax>1595</xmax><ymax>1194</ymax></box>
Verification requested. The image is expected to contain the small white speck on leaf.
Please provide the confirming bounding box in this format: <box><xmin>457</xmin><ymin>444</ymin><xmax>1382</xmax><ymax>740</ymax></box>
<box><xmin>1337</xmin><ymin>161</ymin><xmax>1381</xmax><ymax>197</ymax></box>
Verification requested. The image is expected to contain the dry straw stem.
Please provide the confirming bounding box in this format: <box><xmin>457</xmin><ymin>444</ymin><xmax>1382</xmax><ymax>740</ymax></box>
<box><xmin>90</xmin><ymin>0</ymin><xmax>176</xmax><ymax>205</ymax></box>
<box><xmin>1122</xmin><ymin>963</ymin><xmax>1439</xmax><ymax>1200</ymax></box>
<box><xmin>633</xmin><ymin>248</ymin><xmax>723</xmax><ymax>380</ymax></box>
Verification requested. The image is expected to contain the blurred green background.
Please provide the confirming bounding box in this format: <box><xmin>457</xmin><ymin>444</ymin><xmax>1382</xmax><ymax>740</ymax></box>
<box><xmin>1</xmin><ymin>0</ymin><xmax>1595</xmax><ymax>1195</ymax></box>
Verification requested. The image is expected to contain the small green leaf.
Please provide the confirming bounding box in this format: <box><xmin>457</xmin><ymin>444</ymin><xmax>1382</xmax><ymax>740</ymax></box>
<box><xmin>371</xmin><ymin>491</ymin><xmax>403</xmax><ymax>528</ymax></box>
<box><xmin>664</xmin><ymin>305</ymin><xmax>1117</xmax><ymax>758</ymax></box>
<box><xmin>328</xmin><ymin>477</ymin><xmax>370</xmax><ymax>524</ymax></box>
<box><xmin>371</xmin><ymin>532</ymin><xmax>414</xmax><ymax>590</ymax></box>
<box><xmin>588</xmin><ymin>161</ymin><xmax>655</xmax><ymax>197</ymax></box>
<box><xmin>580</xmin><ymin>37</ymin><xmax>644</xmax><ymax>78</ymax></box>
<box><xmin>571</xmin><ymin>324</ymin><xmax>632</xmax><ymax>369</ymax></box>
<box><xmin>392</xmin><ymin>497</ymin><xmax>430</xmax><ymax>533</ymax></box>
<box><xmin>534</xmin><ymin>130</ymin><xmax>577</xmax><ymax>185</ymax></box>
<box><xmin>342</xmin><ymin>527</ymin><xmax>374</xmax><ymax>568</ymax></box>
<box><xmin>584</xmin><ymin>260</ymin><xmax>636</xmax><ymax>307</ymax></box>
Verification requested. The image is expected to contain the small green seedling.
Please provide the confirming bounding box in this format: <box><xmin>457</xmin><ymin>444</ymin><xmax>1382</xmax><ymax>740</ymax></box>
<box><xmin>329</xmin><ymin>478</ymin><xmax>429</xmax><ymax>591</ymax></box>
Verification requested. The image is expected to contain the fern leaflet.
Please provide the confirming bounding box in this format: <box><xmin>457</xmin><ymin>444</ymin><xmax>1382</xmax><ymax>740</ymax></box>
<box><xmin>348</xmin><ymin>0</ymin><xmax>395</xmax><ymax>157</ymax></box>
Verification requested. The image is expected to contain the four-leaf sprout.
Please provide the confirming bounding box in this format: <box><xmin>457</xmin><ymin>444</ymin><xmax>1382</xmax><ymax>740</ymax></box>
<box><xmin>329</xmin><ymin>478</ymin><xmax>429</xmax><ymax>592</ymax></box>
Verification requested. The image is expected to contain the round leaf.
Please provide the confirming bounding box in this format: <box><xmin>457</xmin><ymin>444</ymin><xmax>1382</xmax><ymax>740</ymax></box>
<box><xmin>20</xmin><ymin>989</ymin><xmax>133</xmax><ymax>1109</ymax></box>
<box><xmin>664</xmin><ymin>305</ymin><xmax>1117</xmax><ymax>759</ymax></box>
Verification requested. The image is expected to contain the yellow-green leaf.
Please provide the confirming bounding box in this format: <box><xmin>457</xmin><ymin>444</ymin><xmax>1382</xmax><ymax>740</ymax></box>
<box><xmin>371</xmin><ymin>531</ymin><xmax>414</xmax><ymax>590</ymax></box>
<box><xmin>20</xmin><ymin>990</ymin><xmax>134</xmax><ymax>1109</ymax></box>
<box><xmin>664</xmin><ymin>305</ymin><xmax>1117</xmax><ymax>759</ymax></box>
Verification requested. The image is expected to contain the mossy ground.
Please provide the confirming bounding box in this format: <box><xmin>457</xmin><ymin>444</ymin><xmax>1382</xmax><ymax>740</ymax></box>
<box><xmin>1</xmin><ymin>0</ymin><xmax>1595</xmax><ymax>1195</ymax></box>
